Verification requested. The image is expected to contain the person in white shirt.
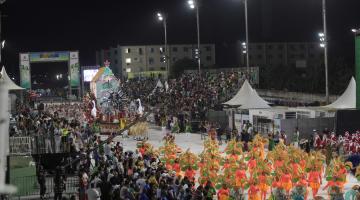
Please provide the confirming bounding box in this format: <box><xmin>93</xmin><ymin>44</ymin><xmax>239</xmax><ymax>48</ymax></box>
<box><xmin>86</xmin><ymin>183</ymin><xmax>100</xmax><ymax>200</ymax></box>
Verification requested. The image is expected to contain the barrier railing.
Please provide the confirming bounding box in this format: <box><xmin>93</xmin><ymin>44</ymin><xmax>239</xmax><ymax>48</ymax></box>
<box><xmin>9</xmin><ymin>137</ymin><xmax>33</xmax><ymax>155</ymax></box>
<box><xmin>10</xmin><ymin>175</ymin><xmax>79</xmax><ymax>198</ymax></box>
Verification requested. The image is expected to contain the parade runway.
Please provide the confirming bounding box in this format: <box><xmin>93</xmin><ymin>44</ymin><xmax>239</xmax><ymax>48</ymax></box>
<box><xmin>113</xmin><ymin>128</ymin><xmax>359</xmax><ymax>199</ymax></box>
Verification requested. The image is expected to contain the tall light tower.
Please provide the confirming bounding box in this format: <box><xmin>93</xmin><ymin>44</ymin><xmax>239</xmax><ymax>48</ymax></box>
<box><xmin>244</xmin><ymin>0</ymin><xmax>250</xmax><ymax>74</ymax></box>
<box><xmin>156</xmin><ymin>12</ymin><xmax>169</xmax><ymax>78</ymax></box>
<box><xmin>0</xmin><ymin>0</ymin><xmax>6</xmax><ymax>64</ymax></box>
<box><xmin>321</xmin><ymin>0</ymin><xmax>329</xmax><ymax>104</ymax></box>
<box><xmin>187</xmin><ymin>0</ymin><xmax>201</xmax><ymax>75</ymax></box>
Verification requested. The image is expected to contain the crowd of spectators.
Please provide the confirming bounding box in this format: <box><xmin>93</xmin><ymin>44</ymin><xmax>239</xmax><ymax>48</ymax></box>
<box><xmin>76</xmin><ymin>139</ymin><xmax>220</xmax><ymax>200</ymax></box>
<box><xmin>11</xmin><ymin>103</ymin><xmax>90</xmax><ymax>154</ymax></box>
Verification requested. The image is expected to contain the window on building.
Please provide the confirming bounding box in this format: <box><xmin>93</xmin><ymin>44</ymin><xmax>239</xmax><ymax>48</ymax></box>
<box><xmin>114</xmin><ymin>50</ymin><xmax>118</xmax><ymax>55</ymax></box>
<box><xmin>267</xmin><ymin>54</ymin><xmax>273</xmax><ymax>59</ymax></box>
<box><xmin>290</xmin><ymin>44</ymin><xmax>296</xmax><ymax>50</ymax></box>
<box><xmin>133</xmin><ymin>57</ymin><xmax>139</xmax><ymax>62</ymax></box>
<box><xmin>160</xmin><ymin>67</ymin><xmax>166</xmax><ymax>71</ymax></box>
<box><xmin>139</xmin><ymin>48</ymin><xmax>143</xmax><ymax>55</ymax></box>
<box><xmin>205</xmin><ymin>46</ymin><xmax>211</xmax><ymax>51</ymax></box>
<box><xmin>149</xmin><ymin>67</ymin><xmax>155</xmax><ymax>71</ymax></box>
<box><xmin>149</xmin><ymin>57</ymin><xmax>154</xmax><ymax>65</ymax></box>
<box><xmin>278</xmin><ymin>54</ymin><xmax>283</xmax><ymax>59</ymax></box>
<box><xmin>278</xmin><ymin>44</ymin><xmax>284</xmax><ymax>50</ymax></box>
<box><xmin>257</xmin><ymin>54</ymin><xmax>263</xmax><ymax>59</ymax></box>
<box><xmin>267</xmin><ymin>45</ymin><xmax>273</xmax><ymax>50</ymax></box>
<box><xmin>183</xmin><ymin>47</ymin><xmax>189</xmax><ymax>52</ymax></box>
<box><xmin>172</xmin><ymin>57</ymin><xmax>177</xmax><ymax>62</ymax></box>
<box><xmin>172</xmin><ymin>47</ymin><xmax>178</xmax><ymax>52</ymax></box>
<box><xmin>290</xmin><ymin>54</ymin><xmax>295</xmax><ymax>59</ymax></box>
<box><xmin>125</xmin><ymin>48</ymin><xmax>131</xmax><ymax>53</ymax></box>
<box><xmin>206</xmin><ymin>56</ymin><xmax>212</xmax><ymax>61</ymax></box>
<box><xmin>300</xmin><ymin>54</ymin><xmax>305</xmax><ymax>59</ymax></box>
<box><xmin>126</xmin><ymin>58</ymin><xmax>131</xmax><ymax>64</ymax></box>
<box><xmin>114</xmin><ymin>59</ymin><xmax>118</xmax><ymax>64</ymax></box>
<box><xmin>257</xmin><ymin>45</ymin><xmax>263</xmax><ymax>50</ymax></box>
<box><xmin>309</xmin><ymin>54</ymin><xmax>315</xmax><ymax>58</ymax></box>
<box><xmin>150</xmin><ymin>48</ymin><xmax>155</xmax><ymax>53</ymax></box>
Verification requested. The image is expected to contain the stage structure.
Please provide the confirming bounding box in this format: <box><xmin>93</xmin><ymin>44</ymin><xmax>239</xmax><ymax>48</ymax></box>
<box><xmin>19</xmin><ymin>51</ymin><xmax>80</xmax><ymax>97</ymax></box>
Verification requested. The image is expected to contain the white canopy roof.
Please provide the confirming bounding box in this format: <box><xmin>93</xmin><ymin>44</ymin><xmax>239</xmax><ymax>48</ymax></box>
<box><xmin>155</xmin><ymin>80</ymin><xmax>164</xmax><ymax>88</ymax></box>
<box><xmin>324</xmin><ymin>77</ymin><xmax>356</xmax><ymax>109</ymax></box>
<box><xmin>0</xmin><ymin>67</ymin><xmax>24</xmax><ymax>90</ymax></box>
<box><xmin>223</xmin><ymin>79</ymin><xmax>271</xmax><ymax>109</ymax></box>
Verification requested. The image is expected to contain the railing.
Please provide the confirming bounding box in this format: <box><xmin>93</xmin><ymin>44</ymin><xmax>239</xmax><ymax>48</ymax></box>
<box><xmin>9</xmin><ymin>137</ymin><xmax>33</xmax><ymax>156</ymax></box>
<box><xmin>10</xmin><ymin>175</ymin><xmax>79</xmax><ymax>198</ymax></box>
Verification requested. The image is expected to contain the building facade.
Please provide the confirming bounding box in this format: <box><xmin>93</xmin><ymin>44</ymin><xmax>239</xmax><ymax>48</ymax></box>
<box><xmin>239</xmin><ymin>42</ymin><xmax>324</xmax><ymax>69</ymax></box>
<box><xmin>96</xmin><ymin>44</ymin><xmax>216</xmax><ymax>78</ymax></box>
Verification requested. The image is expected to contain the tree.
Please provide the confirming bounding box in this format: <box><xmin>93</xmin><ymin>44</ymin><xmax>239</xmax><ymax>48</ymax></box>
<box><xmin>169</xmin><ymin>58</ymin><xmax>197</xmax><ymax>78</ymax></box>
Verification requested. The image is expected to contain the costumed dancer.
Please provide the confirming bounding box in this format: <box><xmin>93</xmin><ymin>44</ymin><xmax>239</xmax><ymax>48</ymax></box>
<box><xmin>217</xmin><ymin>184</ymin><xmax>230</xmax><ymax>200</ymax></box>
<box><xmin>248</xmin><ymin>179</ymin><xmax>261</xmax><ymax>200</ymax></box>
<box><xmin>308</xmin><ymin>169</ymin><xmax>322</xmax><ymax>198</ymax></box>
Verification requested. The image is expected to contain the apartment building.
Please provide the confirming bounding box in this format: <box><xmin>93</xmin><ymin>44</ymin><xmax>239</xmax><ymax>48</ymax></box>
<box><xmin>239</xmin><ymin>42</ymin><xmax>324</xmax><ymax>69</ymax></box>
<box><xmin>96</xmin><ymin>44</ymin><xmax>216</xmax><ymax>78</ymax></box>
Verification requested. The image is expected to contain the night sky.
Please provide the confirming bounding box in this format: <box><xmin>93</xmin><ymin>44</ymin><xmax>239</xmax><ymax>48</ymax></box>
<box><xmin>2</xmin><ymin>0</ymin><xmax>360</xmax><ymax>78</ymax></box>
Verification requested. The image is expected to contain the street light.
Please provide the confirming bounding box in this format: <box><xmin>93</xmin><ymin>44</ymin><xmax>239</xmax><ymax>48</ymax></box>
<box><xmin>156</xmin><ymin>12</ymin><xmax>169</xmax><ymax>78</ymax></box>
<box><xmin>187</xmin><ymin>0</ymin><xmax>201</xmax><ymax>75</ymax></box>
<box><xmin>321</xmin><ymin>0</ymin><xmax>329</xmax><ymax>104</ymax></box>
<box><xmin>243</xmin><ymin>0</ymin><xmax>250</xmax><ymax>75</ymax></box>
<box><xmin>318</xmin><ymin>32</ymin><xmax>325</xmax><ymax>47</ymax></box>
<box><xmin>1</xmin><ymin>40</ymin><xmax>5</xmax><ymax>49</ymax></box>
<box><xmin>351</xmin><ymin>28</ymin><xmax>360</xmax><ymax>34</ymax></box>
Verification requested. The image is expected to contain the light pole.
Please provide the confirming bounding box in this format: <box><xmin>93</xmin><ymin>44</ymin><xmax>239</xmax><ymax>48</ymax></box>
<box><xmin>156</xmin><ymin>12</ymin><xmax>169</xmax><ymax>78</ymax></box>
<box><xmin>244</xmin><ymin>0</ymin><xmax>250</xmax><ymax>74</ymax></box>
<box><xmin>188</xmin><ymin>0</ymin><xmax>201</xmax><ymax>75</ymax></box>
<box><xmin>321</xmin><ymin>0</ymin><xmax>329</xmax><ymax>104</ymax></box>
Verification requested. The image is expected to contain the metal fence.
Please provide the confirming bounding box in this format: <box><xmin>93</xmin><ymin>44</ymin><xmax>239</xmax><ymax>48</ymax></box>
<box><xmin>9</xmin><ymin>137</ymin><xmax>33</xmax><ymax>155</ymax></box>
<box><xmin>10</xmin><ymin>175</ymin><xmax>79</xmax><ymax>199</ymax></box>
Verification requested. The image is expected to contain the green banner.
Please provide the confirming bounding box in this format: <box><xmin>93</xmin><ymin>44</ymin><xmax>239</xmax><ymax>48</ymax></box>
<box><xmin>69</xmin><ymin>52</ymin><xmax>80</xmax><ymax>87</ymax></box>
<box><xmin>19</xmin><ymin>53</ymin><xmax>31</xmax><ymax>89</ymax></box>
<box><xmin>356</xmin><ymin>35</ymin><xmax>360</xmax><ymax>109</ymax></box>
<box><xmin>29</xmin><ymin>52</ymin><xmax>69</xmax><ymax>62</ymax></box>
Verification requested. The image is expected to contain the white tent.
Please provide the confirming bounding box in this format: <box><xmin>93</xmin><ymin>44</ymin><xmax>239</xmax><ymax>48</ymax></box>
<box><xmin>164</xmin><ymin>81</ymin><xmax>169</xmax><ymax>92</ymax></box>
<box><xmin>155</xmin><ymin>80</ymin><xmax>164</xmax><ymax>88</ymax></box>
<box><xmin>324</xmin><ymin>77</ymin><xmax>356</xmax><ymax>109</ymax></box>
<box><xmin>223</xmin><ymin>79</ymin><xmax>271</xmax><ymax>109</ymax></box>
<box><xmin>0</xmin><ymin>67</ymin><xmax>24</xmax><ymax>90</ymax></box>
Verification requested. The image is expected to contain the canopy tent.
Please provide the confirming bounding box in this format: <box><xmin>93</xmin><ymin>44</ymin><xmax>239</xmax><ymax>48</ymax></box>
<box><xmin>324</xmin><ymin>77</ymin><xmax>356</xmax><ymax>109</ymax></box>
<box><xmin>155</xmin><ymin>80</ymin><xmax>164</xmax><ymax>88</ymax></box>
<box><xmin>223</xmin><ymin>79</ymin><xmax>271</xmax><ymax>109</ymax></box>
<box><xmin>0</xmin><ymin>67</ymin><xmax>24</xmax><ymax>90</ymax></box>
<box><xmin>164</xmin><ymin>81</ymin><xmax>169</xmax><ymax>92</ymax></box>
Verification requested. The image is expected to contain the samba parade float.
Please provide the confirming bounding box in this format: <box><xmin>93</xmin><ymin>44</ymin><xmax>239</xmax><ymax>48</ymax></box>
<box><xmin>86</xmin><ymin>61</ymin><xmax>146</xmax><ymax>135</ymax></box>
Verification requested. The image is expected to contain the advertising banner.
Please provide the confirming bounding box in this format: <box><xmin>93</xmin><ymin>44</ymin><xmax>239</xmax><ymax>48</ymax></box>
<box><xmin>83</xmin><ymin>69</ymin><xmax>99</xmax><ymax>82</ymax></box>
<box><xmin>69</xmin><ymin>51</ymin><xmax>80</xmax><ymax>87</ymax></box>
<box><xmin>19</xmin><ymin>53</ymin><xmax>31</xmax><ymax>89</ymax></box>
<box><xmin>29</xmin><ymin>51</ymin><xmax>69</xmax><ymax>62</ymax></box>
